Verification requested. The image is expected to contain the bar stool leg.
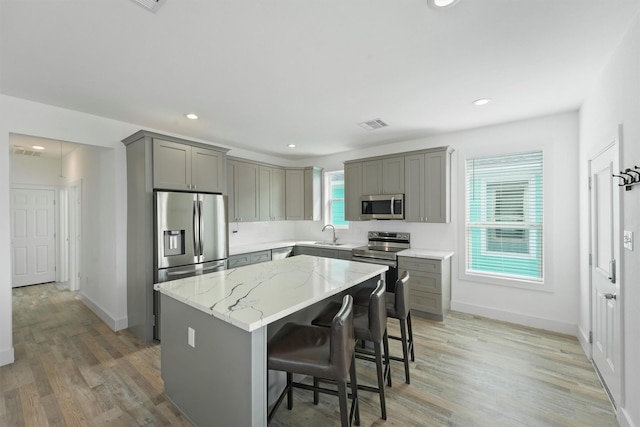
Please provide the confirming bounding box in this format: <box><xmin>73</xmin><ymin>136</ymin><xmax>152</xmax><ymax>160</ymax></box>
<box><xmin>407</xmin><ymin>312</ymin><xmax>415</xmax><ymax>362</ymax></box>
<box><xmin>349</xmin><ymin>353</ymin><xmax>360</xmax><ymax>426</ymax></box>
<box><xmin>287</xmin><ymin>372</ymin><xmax>294</xmax><ymax>409</ymax></box>
<box><xmin>383</xmin><ymin>330</ymin><xmax>392</xmax><ymax>387</ymax></box>
<box><xmin>313</xmin><ymin>377</ymin><xmax>320</xmax><ymax>404</ymax></box>
<box><xmin>338</xmin><ymin>380</ymin><xmax>349</xmax><ymax>427</ymax></box>
<box><xmin>373</xmin><ymin>341</ymin><xmax>387</xmax><ymax>420</ymax></box>
<box><xmin>399</xmin><ymin>319</ymin><xmax>411</xmax><ymax>384</ymax></box>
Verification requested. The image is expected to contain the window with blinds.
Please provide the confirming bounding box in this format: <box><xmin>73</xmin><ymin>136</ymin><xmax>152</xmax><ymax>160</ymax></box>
<box><xmin>325</xmin><ymin>170</ymin><xmax>348</xmax><ymax>227</ymax></box>
<box><xmin>465</xmin><ymin>151</ymin><xmax>543</xmax><ymax>281</ymax></box>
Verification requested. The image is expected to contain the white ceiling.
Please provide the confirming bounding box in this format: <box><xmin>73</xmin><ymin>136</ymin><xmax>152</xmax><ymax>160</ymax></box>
<box><xmin>1</xmin><ymin>0</ymin><xmax>639</xmax><ymax>160</ymax></box>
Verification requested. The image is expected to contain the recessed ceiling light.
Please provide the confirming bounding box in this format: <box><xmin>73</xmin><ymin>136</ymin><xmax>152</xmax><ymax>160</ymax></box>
<box><xmin>472</xmin><ymin>98</ymin><xmax>492</xmax><ymax>106</ymax></box>
<box><xmin>428</xmin><ymin>0</ymin><xmax>460</xmax><ymax>8</ymax></box>
<box><xmin>185</xmin><ymin>113</ymin><xmax>198</xmax><ymax>120</ymax></box>
<box><xmin>287</xmin><ymin>144</ymin><xmax>296</xmax><ymax>148</ymax></box>
<box><xmin>32</xmin><ymin>145</ymin><xmax>45</xmax><ymax>150</ymax></box>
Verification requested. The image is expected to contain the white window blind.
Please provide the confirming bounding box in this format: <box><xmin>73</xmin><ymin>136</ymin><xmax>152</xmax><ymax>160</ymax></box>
<box><xmin>465</xmin><ymin>151</ymin><xmax>544</xmax><ymax>281</ymax></box>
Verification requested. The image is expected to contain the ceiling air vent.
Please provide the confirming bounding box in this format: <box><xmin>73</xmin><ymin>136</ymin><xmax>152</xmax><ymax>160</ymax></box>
<box><xmin>131</xmin><ymin>0</ymin><xmax>167</xmax><ymax>13</ymax></box>
<box><xmin>358</xmin><ymin>118</ymin><xmax>389</xmax><ymax>131</ymax></box>
<box><xmin>12</xmin><ymin>146</ymin><xmax>42</xmax><ymax>157</ymax></box>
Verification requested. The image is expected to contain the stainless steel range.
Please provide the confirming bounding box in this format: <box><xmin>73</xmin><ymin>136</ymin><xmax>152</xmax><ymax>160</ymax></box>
<box><xmin>352</xmin><ymin>231</ymin><xmax>410</xmax><ymax>289</ymax></box>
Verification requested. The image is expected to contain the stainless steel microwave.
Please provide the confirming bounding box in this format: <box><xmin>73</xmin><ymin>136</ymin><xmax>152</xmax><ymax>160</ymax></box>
<box><xmin>361</xmin><ymin>194</ymin><xmax>404</xmax><ymax>220</ymax></box>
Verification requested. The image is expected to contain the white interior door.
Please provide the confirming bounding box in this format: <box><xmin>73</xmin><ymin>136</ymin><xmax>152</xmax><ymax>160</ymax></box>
<box><xmin>11</xmin><ymin>188</ymin><xmax>57</xmax><ymax>287</ymax></box>
<box><xmin>590</xmin><ymin>142</ymin><xmax>621</xmax><ymax>407</ymax></box>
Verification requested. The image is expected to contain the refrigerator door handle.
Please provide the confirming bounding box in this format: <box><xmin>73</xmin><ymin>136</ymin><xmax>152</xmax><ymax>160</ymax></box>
<box><xmin>193</xmin><ymin>199</ymin><xmax>200</xmax><ymax>258</ymax></box>
<box><xmin>199</xmin><ymin>199</ymin><xmax>205</xmax><ymax>257</ymax></box>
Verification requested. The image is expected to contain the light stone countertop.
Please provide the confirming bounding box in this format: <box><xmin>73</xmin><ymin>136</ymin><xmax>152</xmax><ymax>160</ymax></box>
<box><xmin>229</xmin><ymin>240</ymin><xmax>299</xmax><ymax>256</ymax></box>
<box><xmin>397</xmin><ymin>249</ymin><xmax>454</xmax><ymax>260</ymax></box>
<box><xmin>154</xmin><ymin>255</ymin><xmax>387</xmax><ymax>332</ymax></box>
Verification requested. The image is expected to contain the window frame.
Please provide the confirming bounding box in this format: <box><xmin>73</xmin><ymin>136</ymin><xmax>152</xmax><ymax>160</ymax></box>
<box><xmin>323</xmin><ymin>170</ymin><xmax>348</xmax><ymax>228</ymax></box>
<box><xmin>461</xmin><ymin>149</ymin><xmax>549</xmax><ymax>291</ymax></box>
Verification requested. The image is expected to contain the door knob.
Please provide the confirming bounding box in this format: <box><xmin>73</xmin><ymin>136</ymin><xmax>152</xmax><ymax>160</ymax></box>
<box><xmin>604</xmin><ymin>293</ymin><xmax>617</xmax><ymax>300</ymax></box>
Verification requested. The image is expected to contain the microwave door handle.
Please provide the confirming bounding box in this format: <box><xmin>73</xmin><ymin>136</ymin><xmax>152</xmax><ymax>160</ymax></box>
<box><xmin>390</xmin><ymin>196</ymin><xmax>395</xmax><ymax>218</ymax></box>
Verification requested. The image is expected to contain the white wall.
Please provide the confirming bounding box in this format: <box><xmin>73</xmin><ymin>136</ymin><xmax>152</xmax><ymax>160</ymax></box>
<box><xmin>10</xmin><ymin>153</ymin><xmax>64</xmax><ymax>187</ymax></box>
<box><xmin>302</xmin><ymin>112</ymin><xmax>580</xmax><ymax>335</ymax></box>
<box><xmin>579</xmin><ymin>13</ymin><xmax>640</xmax><ymax>427</ymax></box>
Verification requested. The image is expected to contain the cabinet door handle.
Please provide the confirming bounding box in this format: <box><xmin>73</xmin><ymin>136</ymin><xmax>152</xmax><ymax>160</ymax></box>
<box><xmin>604</xmin><ymin>293</ymin><xmax>617</xmax><ymax>300</ymax></box>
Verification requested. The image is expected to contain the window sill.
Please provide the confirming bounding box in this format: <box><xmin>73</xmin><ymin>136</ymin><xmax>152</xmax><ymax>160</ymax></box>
<box><xmin>459</xmin><ymin>270</ymin><xmax>552</xmax><ymax>292</ymax></box>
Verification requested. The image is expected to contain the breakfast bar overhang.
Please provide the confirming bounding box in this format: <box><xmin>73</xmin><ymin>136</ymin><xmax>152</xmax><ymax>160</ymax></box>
<box><xmin>155</xmin><ymin>255</ymin><xmax>388</xmax><ymax>427</ymax></box>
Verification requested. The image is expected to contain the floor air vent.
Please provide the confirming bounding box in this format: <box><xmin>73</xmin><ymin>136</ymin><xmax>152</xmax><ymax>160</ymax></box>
<box><xmin>358</xmin><ymin>118</ymin><xmax>389</xmax><ymax>131</ymax></box>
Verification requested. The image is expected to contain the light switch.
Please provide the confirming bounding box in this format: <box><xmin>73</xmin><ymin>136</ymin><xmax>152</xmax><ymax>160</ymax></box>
<box><xmin>188</xmin><ymin>327</ymin><xmax>195</xmax><ymax>348</ymax></box>
<box><xmin>623</xmin><ymin>230</ymin><xmax>633</xmax><ymax>251</ymax></box>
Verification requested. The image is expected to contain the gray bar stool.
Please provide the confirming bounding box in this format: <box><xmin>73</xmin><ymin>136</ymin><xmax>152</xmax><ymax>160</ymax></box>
<box><xmin>354</xmin><ymin>271</ymin><xmax>414</xmax><ymax>384</ymax></box>
<box><xmin>312</xmin><ymin>280</ymin><xmax>390</xmax><ymax>420</ymax></box>
<box><xmin>267</xmin><ymin>295</ymin><xmax>360</xmax><ymax>427</ymax></box>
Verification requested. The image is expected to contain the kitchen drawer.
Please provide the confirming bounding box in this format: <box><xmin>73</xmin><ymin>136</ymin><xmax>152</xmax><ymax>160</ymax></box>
<box><xmin>295</xmin><ymin>246</ymin><xmax>319</xmax><ymax>256</ymax></box>
<box><xmin>403</xmin><ymin>269</ymin><xmax>442</xmax><ymax>294</ymax></box>
<box><xmin>228</xmin><ymin>254</ymin><xmax>251</xmax><ymax>268</ymax></box>
<box><xmin>399</xmin><ymin>256</ymin><xmax>441</xmax><ymax>274</ymax></box>
<box><xmin>337</xmin><ymin>250</ymin><xmax>352</xmax><ymax>261</ymax></box>
<box><xmin>316</xmin><ymin>248</ymin><xmax>338</xmax><ymax>259</ymax></box>
<box><xmin>409</xmin><ymin>288</ymin><xmax>442</xmax><ymax>314</ymax></box>
<box><xmin>250</xmin><ymin>250</ymin><xmax>272</xmax><ymax>264</ymax></box>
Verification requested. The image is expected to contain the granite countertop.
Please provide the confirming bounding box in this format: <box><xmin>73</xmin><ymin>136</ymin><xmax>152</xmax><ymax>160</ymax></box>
<box><xmin>397</xmin><ymin>249</ymin><xmax>454</xmax><ymax>260</ymax></box>
<box><xmin>154</xmin><ymin>255</ymin><xmax>387</xmax><ymax>332</ymax></box>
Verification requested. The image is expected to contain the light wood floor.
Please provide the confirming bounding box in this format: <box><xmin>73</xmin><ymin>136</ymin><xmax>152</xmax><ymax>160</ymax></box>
<box><xmin>1</xmin><ymin>283</ymin><xmax>616</xmax><ymax>427</ymax></box>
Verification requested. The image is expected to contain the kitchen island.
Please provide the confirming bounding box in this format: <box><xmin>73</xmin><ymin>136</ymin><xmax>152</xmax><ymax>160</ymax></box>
<box><xmin>155</xmin><ymin>255</ymin><xmax>387</xmax><ymax>427</ymax></box>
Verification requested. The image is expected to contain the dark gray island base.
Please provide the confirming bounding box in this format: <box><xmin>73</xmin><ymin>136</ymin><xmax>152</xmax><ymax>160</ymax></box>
<box><xmin>155</xmin><ymin>255</ymin><xmax>387</xmax><ymax>426</ymax></box>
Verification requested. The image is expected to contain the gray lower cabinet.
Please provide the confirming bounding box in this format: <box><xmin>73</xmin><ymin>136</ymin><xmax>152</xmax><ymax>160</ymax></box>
<box><xmin>228</xmin><ymin>250</ymin><xmax>272</xmax><ymax>268</ymax></box>
<box><xmin>398</xmin><ymin>256</ymin><xmax>451</xmax><ymax>321</ymax></box>
<box><xmin>294</xmin><ymin>246</ymin><xmax>352</xmax><ymax>260</ymax></box>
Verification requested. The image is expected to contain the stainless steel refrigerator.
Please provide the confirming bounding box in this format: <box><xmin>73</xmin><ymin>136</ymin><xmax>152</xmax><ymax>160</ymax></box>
<box><xmin>154</xmin><ymin>191</ymin><xmax>228</xmax><ymax>339</ymax></box>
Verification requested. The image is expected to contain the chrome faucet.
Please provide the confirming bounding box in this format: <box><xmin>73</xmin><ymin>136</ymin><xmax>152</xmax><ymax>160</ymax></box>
<box><xmin>321</xmin><ymin>224</ymin><xmax>337</xmax><ymax>244</ymax></box>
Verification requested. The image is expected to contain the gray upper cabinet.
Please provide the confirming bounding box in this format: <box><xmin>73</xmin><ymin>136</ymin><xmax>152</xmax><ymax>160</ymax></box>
<box><xmin>153</xmin><ymin>138</ymin><xmax>226</xmax><ymax>193</ymax></box>
<box><xmin>382</xmin><ymin>156</ymin><xmax>405</xmax><ymax>194</ymax></box>
<box><xmin>285</xmin><ymin>169</ymin><xmax>305</xmax><ymax>220</ymax></box>
<box><xmin>304</xmin><ymin>167</ymin><xmax>322</xmax><ymax>221</ymax></box>
<box><xmin>344</xmin><ymin>162</ymin><xmax>362</xmax><ymax>221</ymax></box>
<box><xmin>345</xmin><ymin>146</ymin><xmax>451</xmax><ymax>223</ymax></box>
<box><xmin>362</xmin><ymin>160</ymin><xmax>382</xmax><ymax>195</ymax></box>
<box><xmin>404</xmin><ymin>147</ymin><xmax>451</xmax><ymax>223</ymax></box>
<box><xmin>259</xmin><ymin>166</ymin><xmax>286</xmax><ymax>221</ymax></box>
<box><xmin>228</xmin><ymin>159</ymin><xmax>260</xmax><ymax>222</ymax></box>
<box><xmin>286</xmin><ymin>167</ymin><xmax>322</xmax><ymax>221</ymax></box>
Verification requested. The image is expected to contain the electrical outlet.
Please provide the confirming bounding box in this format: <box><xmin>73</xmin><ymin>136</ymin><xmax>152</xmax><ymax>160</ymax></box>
<box><xmin>624</xmin><ymin>230</ymin><xmax>633</xmax><ymax>251</ymax></box>
<box><xmin>188</xmin><ymin>327</ymin><xmax>195</xmax><ymax>348</ymax></box>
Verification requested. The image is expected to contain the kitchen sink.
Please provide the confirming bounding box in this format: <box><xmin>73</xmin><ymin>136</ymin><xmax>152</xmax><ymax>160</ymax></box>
<box><xmin>313</xmin><ymin>241</ymin><xmax>344</xmax><ymax>246</ymax></box>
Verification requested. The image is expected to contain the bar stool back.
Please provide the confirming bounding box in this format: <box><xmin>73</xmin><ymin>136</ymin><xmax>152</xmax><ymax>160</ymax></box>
<box><xmin>267</xmin><ymin>295</ymin><xmax>359</xmax><ymax>427</ymax></box>
<box><xmin>386</xmin><ymin>270</ymin><xmax>414</xmax><ymax>384</ymax></box>
<box><xmin>312</xmin><ymin>280</ymin><xmax>389</xmax><ymax>419</ymax></box>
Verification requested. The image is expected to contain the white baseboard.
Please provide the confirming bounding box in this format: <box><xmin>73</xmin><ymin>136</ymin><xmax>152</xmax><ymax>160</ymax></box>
<box><xmin>577</xmin><ymin>325</ymin><xmax>592</xmax><ymax>359</ymax></box>
<box><xmin>0</xmin><ymin>346</ymin><xmax>15</xmax><ymax>367</ymax></box>
<box><xmin>620</xmin><ymin>407</ymin><xmax>636</xmax><ymax>427</ymax></box>
<box><xmin>79</xmin><ymin>293</ymin><xmax>128</xmax><ymax>332</ymax></box>
<box><xmin>450</xmin><ymin>301</ymin><xmax>578</xmax><ymax>336</ymax></box>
